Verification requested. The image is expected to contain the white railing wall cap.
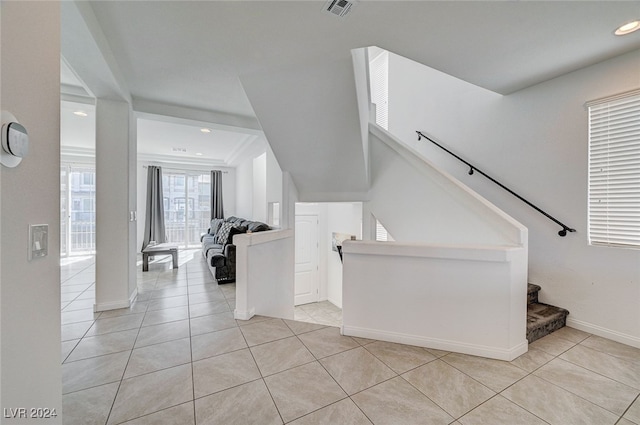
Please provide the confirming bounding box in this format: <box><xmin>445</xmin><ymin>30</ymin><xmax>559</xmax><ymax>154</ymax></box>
<box><xmin>233</xmin><ymin>228</ymin><xmax>294</xmax><ymax>247</ymax></box>
<box><xmin>341</xmin><ymin>239</ymin><xmax>523</xmax><ymax>262</ymax></box>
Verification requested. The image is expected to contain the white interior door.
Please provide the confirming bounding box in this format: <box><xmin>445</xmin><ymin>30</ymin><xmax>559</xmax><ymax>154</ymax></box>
<box><xmin>295</xmin><ymin>214</ymin><xmax>319</xmax><ymax>306</ymax></box>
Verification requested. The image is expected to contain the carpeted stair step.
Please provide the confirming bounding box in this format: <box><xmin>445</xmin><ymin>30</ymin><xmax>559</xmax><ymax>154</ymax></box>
<box><xmin>527</xmin><ymin>302</ymin><xmax>569</xmax><ymax>343</ymax></box>
<box><xmin>528</xmin><ymin>283</ymin><xmax>541</xmax><ymax>305</ymax></box>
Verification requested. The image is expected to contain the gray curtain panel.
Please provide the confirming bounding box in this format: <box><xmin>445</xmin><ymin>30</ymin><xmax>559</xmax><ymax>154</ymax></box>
<box><xmin>142</xmin><ymin>165</ymin><xmax>166</xmax><ymax>250</ymax></box>
<box><xmin>211</xmin><ymin>170</ymin><xmax>224</xmax><ymax>220</ymax></box>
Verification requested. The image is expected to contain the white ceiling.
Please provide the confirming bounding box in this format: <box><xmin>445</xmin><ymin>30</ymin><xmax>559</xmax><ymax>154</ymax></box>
<box><xmin>60</xmin><ymin>99</ymin><xmax>264</xmax><ymax>166</ymax></box>
<box><xmin>85</xmin><ymin>1</ymin><xmax>640</xmax><ymax>114</ymax></box>
<box><xmin>61</xmin><ymin>1</ymin><xmax>640</xmax><ymax>177</ymax></box>
<box><xmin>136</xmin><ymin>118</ymin><xmax>261</xmax><ymax>165</ymax></box>
<box><xmin>61</xmin><ymin>100</ymin><xmax>96</xmax><ymax>151</ymax></box>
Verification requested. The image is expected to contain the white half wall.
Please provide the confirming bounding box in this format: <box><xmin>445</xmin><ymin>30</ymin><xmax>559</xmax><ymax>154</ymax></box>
<box><xmin>234</xmin><ymin>230</ymin><xmax>295</xmax><ymax>321</ymax></box>
<box><xmin>1</xmin><ymin>1</ymin><xmax>62</xmax><ymax>419</ymax></box>
<box><xmin>387</xmin><ymin>49</ymin><xmax>640</xmax><ymax>346</ymax></box>
<box><xmin>342</xmin><ymin>241</ymin><xmax>528</xmax><ymax>361</ymax></box>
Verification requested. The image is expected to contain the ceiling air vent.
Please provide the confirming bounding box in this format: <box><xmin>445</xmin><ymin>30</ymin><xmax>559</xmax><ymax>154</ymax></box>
<box><xmin>171</xmin><ymin>147</ymin><xmax>187</xmax><ymax>153</ymax></box>
<box><xmin>323</xmin><ymin>0</ymin><xmax>356</xmax><ymax>19</ymax></box>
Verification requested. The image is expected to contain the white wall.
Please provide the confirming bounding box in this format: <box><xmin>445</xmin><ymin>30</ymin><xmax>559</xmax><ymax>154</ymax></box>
<box><xmin>1</xmin><ymin>1</ymin><xmax>62</xmax><ymax>420</ymax></box>
<box><xmin>136</xmin><ymin>161</ymin><xmax>236</xmax><ymax>250</ymax></box>
<box><xmin>252</xmin><ymin>153</ymin><xmax>267</xmax><ymax>222</ymax></box>
<box><xmin>367</xmin><ymin>126</ymin><xmax>525</xmax><ymax>247</ymax></box>
<box><xmin>266</xmin><ymin>144</ymin><xmax>283</xmax><ymax>225</ymax></box>
<box><xmin>234</xmin><ymin>144</ymin><xmax>282</xmax><ymax>224</ymax></box>
<box><xmin>326</xmin><ymin>203</ymin><xmax>362</xmax><ymax>307</ymax></box>
<box><xmin>387</xmin><ymin>49</ymin><xmax>640</xmax><ymax>345</ymax></box>
<box><xmin>235</xmin><ymin>158</ymin><xmax>253</xmax><ymax>220</ymax></box>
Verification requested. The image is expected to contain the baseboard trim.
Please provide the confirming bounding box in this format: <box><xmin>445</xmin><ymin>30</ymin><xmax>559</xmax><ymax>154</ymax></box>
<box><xmin>342</xmin><ymin>325</ymin><xmax>528</xmax><ymax>361</ymax></box>
<box><xmin>94</xmin><ymin>299</ymin><xmax>131</xmax><ymax>312</ymax></box>
<box><xmin>567</xmin><ymin>318</ymin><xmax>640</xmax><ymax>349</ymax></box>
<box><xmin>327</xmin><ymin>297</ymin><xmax>342</xmax><ymax>309</ymax></box>
<box><xmin>129</xmin><ymin>287</ymin><xmax>138</xmax><ymax>304</ymax></box>
<box><xmin>234</xmin><ymin>307</ymin><xmax>255</xmax><ymax>321</ymax></box>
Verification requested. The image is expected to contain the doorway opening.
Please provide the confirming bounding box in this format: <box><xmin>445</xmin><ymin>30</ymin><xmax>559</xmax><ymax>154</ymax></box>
<box><xmin>293</xmin><ymin>202</ymin><xmax>362</xmax><ymax>327</ymax></box>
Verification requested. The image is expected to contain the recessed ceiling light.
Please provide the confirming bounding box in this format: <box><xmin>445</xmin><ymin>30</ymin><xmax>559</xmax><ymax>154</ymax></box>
<box><xmin>73</xmin><ymin>111</ymin><xmax>88</xmax><ymax>117</ymax></box>
<box><xmin>195</xmin><ymin>152</ymin><xmax>203</xmax><ymax>156</ymax></box>
<box><xmin>200</xmin><ymin>128</ymin><xmax>211</xmax><ymax>133</ymax></box>
<box><xmin>615</xmin><ymin>20</ymin><xmax>640</xmax><ymax>36</ymax></box>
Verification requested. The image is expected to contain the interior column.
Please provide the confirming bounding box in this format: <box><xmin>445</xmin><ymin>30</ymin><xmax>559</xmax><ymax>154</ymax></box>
<box><xmin>95</xmin><ymin>98</ymin><xmax>137</xmax><ymax>311</ymax></box>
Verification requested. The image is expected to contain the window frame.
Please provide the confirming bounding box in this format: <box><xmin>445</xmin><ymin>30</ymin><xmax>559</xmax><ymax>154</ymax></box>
<box><xmin>587</xmin><ymin>89</ymin><xmax>640</xmax><ymax>249</ymax></box>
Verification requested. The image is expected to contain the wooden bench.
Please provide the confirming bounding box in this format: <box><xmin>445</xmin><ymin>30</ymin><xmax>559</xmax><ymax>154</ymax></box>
<box><xmin>142</xmin><ymin>243</ymin><xmax>178</xmax><ymax>271</ymax></box>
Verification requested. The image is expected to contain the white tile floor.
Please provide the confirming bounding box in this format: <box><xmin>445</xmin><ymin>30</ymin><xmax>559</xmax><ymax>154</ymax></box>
<box><xmin>294</xmin><ymin>300</ymin><xmax>343</xmax><ymax>328</ymax></box>
<box><xmin>60</xmin><ymin>251</ymin><xmax>640</xmax><ymax>425</ymax></box>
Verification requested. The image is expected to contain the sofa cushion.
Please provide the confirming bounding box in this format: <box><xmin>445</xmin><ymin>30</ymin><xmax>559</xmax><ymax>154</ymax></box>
<box><xmin>203</xmin><ymin>239</ymin><xmax>223</xmax><ymax>257</ymax></box>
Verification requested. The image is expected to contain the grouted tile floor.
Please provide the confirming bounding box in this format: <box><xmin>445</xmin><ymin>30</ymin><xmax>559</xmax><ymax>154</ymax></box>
<box><xmin>294</xmin><ymin>300</ymin><xmax>342</xmax><ymax>328</ymax></box>
<box><xmin>60</xmin><ymin>252</ymin><xmax>640</xmax><ymax>425</ymax></box>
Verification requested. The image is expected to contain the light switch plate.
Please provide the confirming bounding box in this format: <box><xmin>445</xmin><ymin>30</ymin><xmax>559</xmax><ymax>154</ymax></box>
<box><xmin>29</xmin><ymin>224</ymin><xmax>48</xmax><ymax>260</ymax></box>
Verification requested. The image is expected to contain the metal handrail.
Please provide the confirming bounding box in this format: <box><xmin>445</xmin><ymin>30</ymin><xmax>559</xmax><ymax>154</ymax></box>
<box><xmin>416</xmin><ymin>131</ymin><xmax>576</xmax><ymax>237</ymax></box>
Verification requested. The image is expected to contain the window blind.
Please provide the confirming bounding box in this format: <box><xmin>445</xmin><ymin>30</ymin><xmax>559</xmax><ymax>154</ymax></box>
<box><xmin>369</xmin><ymin>50</ymin><xmax>389</xmax><ymax>130</ymax></box>
<box><xmin>588</xmin><ymin>91</ymin><xmax>640</xmax><ymax>248</ymax></box>
<box><xmin>375</xmin><ymin>219</ymin><xmax>394</xmax><ymax>242</ymax></box>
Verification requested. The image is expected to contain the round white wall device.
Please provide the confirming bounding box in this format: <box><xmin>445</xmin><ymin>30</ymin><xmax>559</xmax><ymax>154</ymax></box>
<box><xmin>1</xmin><ymin>110</ymin><xmax>29</xmax><ymax>168</ymax></box>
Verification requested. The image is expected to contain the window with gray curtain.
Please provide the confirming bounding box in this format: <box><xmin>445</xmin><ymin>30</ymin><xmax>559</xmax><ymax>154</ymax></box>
<box><xmin>142</xmin><ymin>165</ymin><xmax>167</xmax><ymax>250</ymax></box>
<box><xmin>211</xmin><ymin>170</ymin><xmax>224</xmax><ymax>220</ymax></box>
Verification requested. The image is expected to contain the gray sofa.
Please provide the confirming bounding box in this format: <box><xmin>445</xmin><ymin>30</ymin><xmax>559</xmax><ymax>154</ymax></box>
<box><xmin>201</xmin><ymin>216</ymin><xmax>270</xmax><ymax>283</ymax></box>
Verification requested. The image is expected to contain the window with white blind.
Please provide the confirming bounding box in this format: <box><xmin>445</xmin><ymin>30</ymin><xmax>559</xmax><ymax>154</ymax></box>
<box><xmin>369</xmin><ymin>47</ymin><xmax>389</xmax><ymax>130</ymax></box>
<box><xmin>375</xmin><ymin>219</ymin><xmax>394</xmax><ymax>242</ymax></box>
<box><xmin>588</xmin><ymin>90</ymin><xmax>640</xmax><ymax>248</ymax></box>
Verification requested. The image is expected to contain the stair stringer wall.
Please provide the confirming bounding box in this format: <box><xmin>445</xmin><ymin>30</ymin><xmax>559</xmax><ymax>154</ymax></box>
<box><xmin>367</xmin><ymin>124</ymin><xmax>527</xmax><ymax>247</ymax></box>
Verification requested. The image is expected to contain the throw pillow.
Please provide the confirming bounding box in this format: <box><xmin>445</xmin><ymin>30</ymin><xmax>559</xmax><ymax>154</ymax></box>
<box><xmin>209</xmin><ymin>218</ymin><xmax>224</xmax><ymax>235</ymax></box>
<box><xmin>215</xmin><ymin>222</ymin><xmax>235</xmax><ymax>245</ymax></box>
<box><xmin>227</xmin><ymin>225</ymin><xmax>247</xmax><ymax>243</ymax></box>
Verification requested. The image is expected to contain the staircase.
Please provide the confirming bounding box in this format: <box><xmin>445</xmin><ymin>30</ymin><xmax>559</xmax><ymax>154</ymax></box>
<box><xmin>526</xmin><ymin>283</ymin><xmax>569</xmax><ymax>343</ymax></box>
